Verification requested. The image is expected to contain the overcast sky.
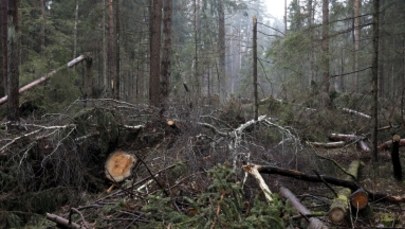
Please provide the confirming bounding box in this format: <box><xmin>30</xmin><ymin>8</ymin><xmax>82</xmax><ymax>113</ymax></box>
<box><xmin>265</xmin><ymin>0</ymin><xmax>291</xmax><ymax>19</ymax></box>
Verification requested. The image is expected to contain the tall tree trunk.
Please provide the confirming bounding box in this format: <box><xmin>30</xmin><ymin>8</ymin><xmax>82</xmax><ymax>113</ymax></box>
<box><xmin>160</xmin><ymin>0</ymin><xmax>172</xmax><ymax>105</ymax></box>
<box><xmin>321</xmin><ymin>0</ymin><xmax>330</xmax><ymax>107</ymax></box>
<box><xmin>40</xmin><ymin>0</ymin><xmax>46</xmax><ymax>52</ymax></box>
<box><xmin>218</xmin><ymin>0</ymin><xmax>225</xmax><ymax>101</ymax></box>
<box><xmin>149</xmin><ymin>0</ymin><xmax>162</xmax><ymax>106</ymax></box>
<box><xmin>102</xmin><ymin>0</ymin><xmax>108</xmax><ymax>96</ymax></box>
<box><xmin>114</xmin><ymin>0</ymin><xmax>120</xmax><ymax>99</ymax></box>
<box><xmin>106</xmin><ymin>0</ymin><xmax>118</xmax><ymax>98</ymax></box>
<box><xmin>253</xmin><ymin>17</ymin><xmax>258</xmax><ymax>121</ymax></box>
<box><xmin>1</xmin><ymin>0</ymin><xmax>6</xmax><ymax>97</ymax></box>
<box><xmin>73</xmin><ymin>0</ymin><xmax>79</xmax><ymax>59</ymax></box>
<box><xmin>6</xmin><ymin>0</ymin><xmax>20</xmax><ymax>121</ymax></box>
<box><xmin>372</xmin><ymin>0</ymin><xmax>380</xmax><ymax>161</ymax></box>
<box><xmin>284</xmin><ymin>0</ymin><xmax>287</xmax><ymax>32</ymax></box>
<box><xmin>353</xmin><ymin>0</ymin><xmax>360</xmax><ymax>91</ymax></box>
<box><xmin>193</xmin><ymin>0</ymin><xmax>200</xmax><ymax>97</ymax></box>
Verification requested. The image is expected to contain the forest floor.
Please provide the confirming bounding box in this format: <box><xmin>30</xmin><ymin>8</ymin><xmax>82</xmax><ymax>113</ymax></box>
<box><xmin>1</xmin><ymin>96</ymin><xmax>405</xmax><ymax>228</ymax></box>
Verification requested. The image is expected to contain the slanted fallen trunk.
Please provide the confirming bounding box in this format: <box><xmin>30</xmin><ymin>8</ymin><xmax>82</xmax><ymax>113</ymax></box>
<box><xmin>328</xmin><ymin>160</ymin><xmax>362</xmax><ymax>224</ymax></box>
<box><xmin>0</xmin><ymin>54</ymin><xmax>90</xmax><ymax>105</ymax></box>
<box><xmin>340</xmin><ymin>108</ymin><xmax>371</xmax><ymax>119</ymax></box>
<box><xmin>279</xmin><ymin>186</ymin><xmax>329</xmax><ymax>229</ymax></box>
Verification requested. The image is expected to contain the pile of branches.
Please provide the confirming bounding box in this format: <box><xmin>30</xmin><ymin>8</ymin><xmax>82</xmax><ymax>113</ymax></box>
<box><xmin>1</xmin><ymin>98</ymin><xmax>405</xmax><ymax>228</ymax></box>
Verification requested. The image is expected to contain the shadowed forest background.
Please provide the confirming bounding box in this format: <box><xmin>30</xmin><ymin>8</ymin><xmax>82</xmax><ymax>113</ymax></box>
<box><xmin>1</xmin><ymin>0</ymin><xmax>405</xmax><ymax>228</ymax></box>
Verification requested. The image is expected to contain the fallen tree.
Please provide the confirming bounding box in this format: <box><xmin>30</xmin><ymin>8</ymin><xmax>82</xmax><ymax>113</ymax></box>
<box><xmin>254</xmin><ymin>164</ymin><xmax>405</xmax><ymax>204</ymax></box>
<box><xmin>279</xmin><ymin>186</ymin><xmax>329</xmax><ymax>229</ymax></box>
<box><xmin>0</xmin><ymin>54</ymin><xmax>91</xmax><ymax>106</ymax></box>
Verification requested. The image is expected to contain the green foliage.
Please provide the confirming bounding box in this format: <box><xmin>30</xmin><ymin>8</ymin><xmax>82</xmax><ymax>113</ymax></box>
<box><xmin>140</xmin><ymin>164</ymin><xmax>287</xmax><ymax>228</ymax></box>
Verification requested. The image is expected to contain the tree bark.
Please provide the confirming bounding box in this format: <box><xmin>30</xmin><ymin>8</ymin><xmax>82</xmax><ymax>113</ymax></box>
<box><xmin>149</xmin><ymin>0</ymin><xmax>162</xmax><ymax>106</ymax></box>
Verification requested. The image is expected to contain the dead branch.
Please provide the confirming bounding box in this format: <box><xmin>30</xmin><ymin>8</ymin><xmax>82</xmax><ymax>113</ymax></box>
<box><xmin>279</xmin><ymin>187</ymin><xmax>329</xmax><ymax>229</ymax></box>
<box><xmin>46</xmin><ymin>213</ymin><xmax>81</xmax><ymax>229</ymax></box>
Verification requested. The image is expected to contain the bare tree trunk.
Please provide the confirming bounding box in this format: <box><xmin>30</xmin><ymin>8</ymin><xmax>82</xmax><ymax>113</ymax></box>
<box><xmin>321</xmin><ymin>0</ymin><xmax>330</xmax><ymax>107</ymax></box>
<box><xmin>284</xmin><ymin>0</ymin><xmax>287</xmax><ymax>32</ymax></box>
<box><xmin>372</xmin><ymin>0</ymin><xmax>380</xmax><ymax>161</ymax></box>
<box><xmin>218</xmin><ymin>0</ymin><xmax>225</xmax><ymax>101</ymax></box>
<box><xmin>253</xmin><ymin>17</ymin><xmax>258</xmax><ymax>121</ymax></box>
<box><xmin>353</xmin><ymin>0</ymin><xmax>361</xmax><ymax>91</ymax></box>
<box><xmin>114</xmin><ymin>0</ymin><xmax>120</xmax><ymax>99</ymax></box>
<box><xmin>106</xmin><ymin>0</ymin><xmax>118</xmax><ymax>99</ymax></box>
<box><xmin>102</xmin><ymin>0</ymin><xmax>107</xmax><ymax>96</ymax></box>
<box><xmin>40</xmin><ymin>0</ymin><xmax>46</xmax><ymax>52</ymax></box>
<box><xmin>6</xmin><ymin>0</ymin><xmax>20</xmax><ymax>121</ymax></box>
<box><xmin>193</xmin><ymin>0</ymin><xmax>200</xmax><ymax>96</ymax></box>
<box><xmin>73</xmin><ymin>0</ymin><xmax>79</xmax><ymax>59</ymax></box>
<box><xmin>0</xmin><ymin>0</ymin><xmax>6</xmax><ymax>97</ymax></box>
<box><xmin>149</xmin><ymin>0</ymin><xmax>162</xmax><ymax>106</ymax></box>
<box><xmin>160</xmin><ymin>0</ymin><xmax>172</xmax><ymax>105</ymax></box>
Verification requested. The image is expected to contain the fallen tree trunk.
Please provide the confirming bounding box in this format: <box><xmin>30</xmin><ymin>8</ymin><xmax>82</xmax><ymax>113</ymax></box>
<box><xmin>328</xmin><ymin>160</ymin><xmax>362</xmax><ymax>224</ymax></box>
<box><xmin>328</xmin><ymin>133</ymin><xmax>361</xmax><ymax>142</ymax></box>
<box><xmin>378</xmin><ymin>138</ymin><xmax>405</xmax><ymax>151</ymax></box>
<box><xmin>279</xmin><ymin>186</ymin><xmax>329</xmax><ymax>229</ymax></box>
<box><xmin>46</xmin><ymin>213</ymin><xmax>81</xmax><ymax>229</ymax></box>
<box><xmin>307</xmin><ymin>141</ymin><xmax>347</xmax><ymax>149</ymax></box>
<box><xmin>340</xmin><ymin>108</ymin><xmax>371</xmax><ymax>119</ymax></box>
<box><xmin>0</xmin><ymin>54</ymin><xmax>90</xmax><ymax>106</ymax></box>
<box><xmin>255</xmin><ymin>164</ymin><xmax>405</xmax><ymax>204</ymax></box>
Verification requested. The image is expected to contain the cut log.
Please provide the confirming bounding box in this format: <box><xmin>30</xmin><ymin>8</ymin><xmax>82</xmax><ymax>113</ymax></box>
<box><xmin>46</xmin><ymin>213</ymin><xmax>81</xmax><ymax>229</ymax></box>
<box><xmin>391</xmin><ymin>135</ymin><xmax>402</xmax><ymax>181</ymax></box>
<box><xmin>279</xmin><ymin>186</ymin><xmax>329</xmax><ymax>229</ymax></box>
<box><xmin>350</xmin><ymin>188</ymin><xmax>368</xmax><ymax>210</ymax></box>
<box><xmin>328</xmin><ymin>160</ymin><xmax>362</xmax><ymax>224</ymax></box>
<box><xmin>0</xmin><ymin>54</ymin><xmax>90</xmax><ymax>106</ymax></box>
<box><xmin>105</xmin><ymin>150</ymin><xmax>136</xmax><ymax>183</ymax></box>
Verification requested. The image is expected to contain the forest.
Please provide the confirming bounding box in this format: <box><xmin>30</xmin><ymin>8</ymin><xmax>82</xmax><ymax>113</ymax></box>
<box><xmin>1</xmin><ymin>0</ymin><xmax>405</xmax><ymax>228</ymax></box>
